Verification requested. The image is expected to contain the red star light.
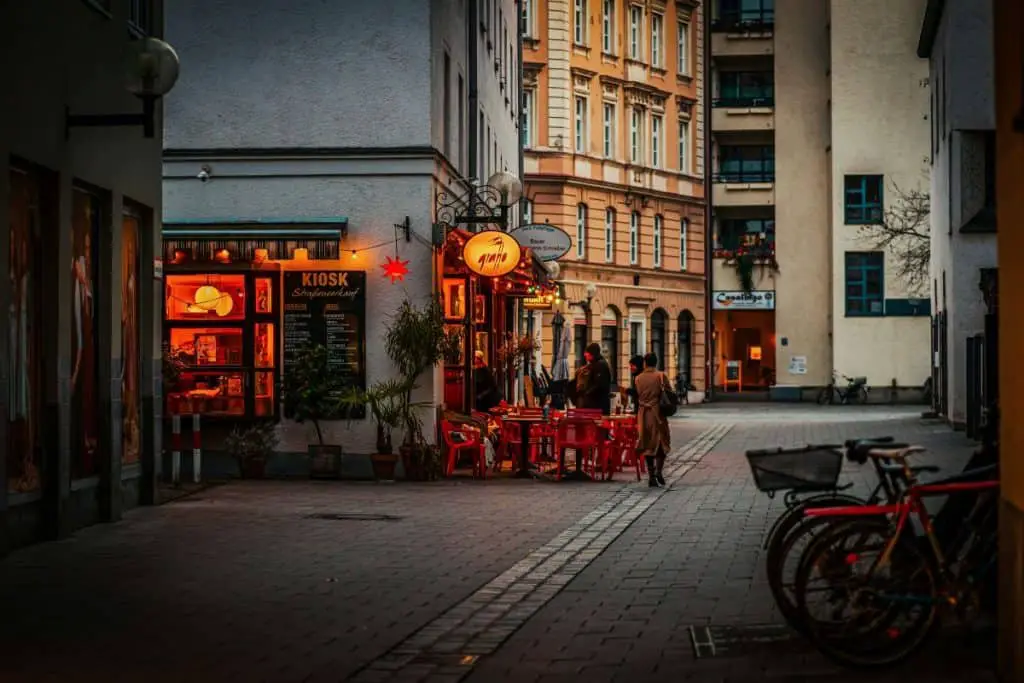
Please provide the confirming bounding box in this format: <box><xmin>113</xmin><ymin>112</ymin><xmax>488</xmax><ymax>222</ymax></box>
<box><xmin>381</xmin><ymin>255</ymin><xmax>410</xmax><ymax>283</ymax></box>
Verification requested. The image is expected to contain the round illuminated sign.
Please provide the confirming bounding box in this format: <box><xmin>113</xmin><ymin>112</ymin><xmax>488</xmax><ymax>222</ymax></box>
<box><xmin>462</xmin><ymin>230</ymin><xmax>523</xmax><ymax>278</ymax></box>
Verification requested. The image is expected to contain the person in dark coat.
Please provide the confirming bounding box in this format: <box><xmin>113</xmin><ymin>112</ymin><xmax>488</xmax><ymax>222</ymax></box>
<box><xmin>473</xmin><ymin>351</ymin><xmax>500</xmax><ymax>413</ymax></box>
<box><xmin>573</xmin><ymin>343</ymin><xmax>613</xmax><ymax>415</ymax></box>
<box><xmin>625</xmin><ymin>355</ymin><xmax>644</xmax><ymax>413</ymax></box>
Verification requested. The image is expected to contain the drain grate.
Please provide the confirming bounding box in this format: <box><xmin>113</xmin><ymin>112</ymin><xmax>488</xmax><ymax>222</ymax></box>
<box><xmin>688</xmin><ymin>624</ymin><xmax>794</xmax><ymax>659</ymax></box>
<box><xmin>304</xmin><ymin>512</ymin><xmax>404</xmax><ymax>522</ymax></box>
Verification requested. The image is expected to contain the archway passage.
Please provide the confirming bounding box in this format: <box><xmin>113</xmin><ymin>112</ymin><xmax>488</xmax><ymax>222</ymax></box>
<box><xmin>677</xmin><ymin>310</ymin><xmax>695</xmax><ymax>389</ymax></box>
<box><xmin>651</xmin><ymin>309</ymin><xmax>667</xmax><ymax>371</ymax></box>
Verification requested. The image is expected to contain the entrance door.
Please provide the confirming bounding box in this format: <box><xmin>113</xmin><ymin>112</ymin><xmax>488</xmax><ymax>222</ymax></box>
<box><xmin>732</xmin><ymin>328</ymin><xmax>762</xmax><ymax>389</ymax></box>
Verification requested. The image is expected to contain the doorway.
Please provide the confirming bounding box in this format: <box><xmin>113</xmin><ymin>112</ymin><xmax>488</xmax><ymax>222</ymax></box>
<box><xmin>712</xmin><ymin>309</ymin><xmax>776</xmax><ymax>390</ymax></box>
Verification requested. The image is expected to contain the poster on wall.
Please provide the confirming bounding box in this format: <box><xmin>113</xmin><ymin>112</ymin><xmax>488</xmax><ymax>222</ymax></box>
<box><xmin>788</xmin><ymin>355</ymin><xmax>808</xmax><ymax>375</ymax></box>
<box><xmin>283</xmin><ymin>271</ymin><xmax>367</xmax><ymax>418</ymax></box>
<box><xmin>70</xmin><ymin>187</ymin><xmax>100</xmax><ymax>480</ymax></box>
<box><xmin>121</xmin><ymin>212</ymin><xmax>142</xmax><ymax>464</ymax></box>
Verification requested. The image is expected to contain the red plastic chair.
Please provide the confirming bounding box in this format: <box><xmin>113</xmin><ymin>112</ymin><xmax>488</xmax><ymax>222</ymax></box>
<box><xmin>440</xmin><ymin>419</ymin><xmax>486</xmax><ymax>479</ymax></box>
<box><xmin>553</xmin><ymin>418</ymin><xmax>603</xmax><ymax>479</ymax></box>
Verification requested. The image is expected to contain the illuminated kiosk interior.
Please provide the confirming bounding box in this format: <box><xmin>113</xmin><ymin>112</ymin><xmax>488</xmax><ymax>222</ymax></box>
<box><xmin>712</xmin><ymin>290</ymin><xmax>777</xmax><ymax>392</ymax></box>
<box><xmin>162</xmin><ymin>224</ymin><xmax>348</xmax><ymax>421</ymax></box>
<box><xmin>441</xmin><ymin>228</ymin><xmax>551</xmax><ymax>412</ymax></box>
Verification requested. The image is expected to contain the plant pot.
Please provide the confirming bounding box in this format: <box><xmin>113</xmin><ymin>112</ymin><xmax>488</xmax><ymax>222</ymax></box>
<box><xmin>370</xmin><ymin>453</ymin><xmax>399</xmax><ymax>481</ymax></box>
<box><xmin>308</xmin><ymin>444</ymin><xmax>343</xmax><ymax>479</ymax></box>
<box><xmin>241</xmin><ymin>456</ymin><xmax>267</xmax><ymax>479</ymax></box>
<box><xmin>401</xmin><ymin>444</ymin><xmax>439</xmax><ymax>481</ymax></box>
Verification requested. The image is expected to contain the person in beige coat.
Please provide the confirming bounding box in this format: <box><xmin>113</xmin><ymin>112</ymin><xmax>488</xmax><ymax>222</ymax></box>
<box><xmin>635</xmin><ymin>353</ymin><xmax>671</xmax><ymax>487</ymax></box>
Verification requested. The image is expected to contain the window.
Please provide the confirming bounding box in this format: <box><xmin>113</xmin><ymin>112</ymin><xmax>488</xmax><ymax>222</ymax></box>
<box><xmin>680</xmin><ymin>218</ymin><xmax>689</xmax><ymax>270</ymax></box>
<box><xmin>443</xmin><ymin>52</ymin><xmax>451</xmax><ymax>160</ymax></box>
<box><xmin>523</xmin><ymin>89</ymin><xmax>534</xmax><ymax>147</ymax></box>
<box><xmin>605</xmin><ymin>208</ymin><xmax>616</xmax><ymax>262</ymax></box>
<box><xmin>70</xmin><ymin>187</ymin><xmax>103</xmax><ymax>479</ymax></box>
<box><xmin>630</xmin><ymin>320</ymin><xmax>644</xmax><ymax>358</ymax></box>
<box><xmin>603</xmin><ymin>103</ymin><xmax>615</xmax><ymax>157</ymax></box>
<box><xmin>522</xmin><ymin>0</ymin><xmax>534</xmax><ymax>36</ymax></box>
<box><xmin>678</xmin><ymin>119</ymin><xmax>690</xmax><ymax>173</ymax></box>
<box><xmin>845</xmin><ymin>252</ymin><xmax>885</xmax><ymax>316</ymax></box>
<box><xmin>716</xmin><ymin>0</ymin><xmax>775</xmax><ymax>28</ymax></box>
<box><xmin>574</xmin><ymin>0</ymin><xmax>586</xmax><ymax>44</ymax></box>
<box><xmin>651</xmin><ymin>115</ymin><xmax>662</xmax><ymax>168</ymax></box>
<box><xmin>716</xmin><ymin>71</ymin><xmax>774</xmax><ymax>107</ymax></box>
<box><xmin>629</xmin><ymin>212</ymin><xmax>640</xmax><ymax>264</ymax></box>
<box><xmin>522</xmin><ymin>198</ymin><xmax>533</xmax><ymax>224</ymax></box>
<box><xmin>128</xmin><ymin>0</ymin><xmax>153</xmax><ymax>34</ymax></box>
<box><xmin>651</xmin><ymin>13</ymin><xmax>663</xmax><ymax>67</ymax></box>
<box><xmin>677</xmin><ymin>21</ymin><xmax>689</xmax><ymax>74</ymax></box>
<box><xmin>630</xmin><ymin>5</ymin><xmax>643</xmax><ymax>59</ymax></box>
<box><xmin>844</xmin><ymin>175</ymin><xmax>884</xmax><ymax>224</ymax></box>
<box><xmin>715</xmin><ymin>218</ymin><xmax>775</xmax><ymax>253</ymax></box>
<box><xmin>677</xmin><ymin>310</ymin><xmax>695</xmax><ymax>385</ymax></box>
<box><xmin>650</xmin><ymin>310</ymin><xmax>666</xmax><ymax>370</ymax></box>
<box><xmin>575</xmin><ymin>96</ymin><xmax>588</xmax><ymax>153</ymax></box>
<box><xmin>576</xmin><ymin>203</ymin><xmax>588</xmax><ymax>259</ymax></box>
<box><xmin>602</xmin><ymin>0</ymin><xmax>615</xmax><ymax>53</ymax></box>
<box><xmin>601</xmin><ymin>322</ymin><xmax>618</xmax><ymax>384</ymax></box>
<box><xmin>718</xmin><ymin>145</ymin><xmax>775</xmax><ymax>182</ymax></box>
<box><xmin>653</xmin><ymin>215</ymin><xmax>663</xmax><ymax>267</ymax></box>
<box><xmin>630</xmin><ymin>108</ymin><xmax>644</xmax><ymax>163</ymax></box>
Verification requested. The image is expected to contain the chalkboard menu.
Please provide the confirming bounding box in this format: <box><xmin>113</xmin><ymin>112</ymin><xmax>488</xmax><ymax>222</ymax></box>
<box><xmin>725</xmin><ymin>361</ymin><xmax>742</xmax><ymax>382</ymax></box>
<box><xmin>283</xmin><ymin>271</ymin><xmax>366</xmax><ymax>418</ymax></box>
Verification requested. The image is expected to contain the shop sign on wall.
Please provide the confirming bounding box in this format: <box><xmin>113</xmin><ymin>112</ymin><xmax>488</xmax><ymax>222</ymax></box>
<box><xmin>462</xmin><ymin>230</ymin><xmax>522</xmax><ymax>277</ymax></box>
<box><xmin>510</xmin><ymin>223</ymin><xmax>572</xmax><ymax>262</ymax></box>
<box><xmin>283</xmin><ymin>271</ymin><xmax>367</xmax><ymax>418</ymax></box>
<box><xmin>712</xmin><ymin>290</ymin><xmax>775</xmax><ymax>310</ymax></box>
<box><xmin>788</xmin><ymin>355</ymin><xmax>808</xmax><ymax>375</ymax></box>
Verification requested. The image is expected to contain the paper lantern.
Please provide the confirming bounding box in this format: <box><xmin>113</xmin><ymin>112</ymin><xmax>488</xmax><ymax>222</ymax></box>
<box><xmin>214</xmin><ymin>292</ymin><xmax>234</xmax><ymax>317</ymax></box>
<box><xmin>193</xmin><ymin>285</ymin><xmax>221</xmax><ymax>311</ymax></box>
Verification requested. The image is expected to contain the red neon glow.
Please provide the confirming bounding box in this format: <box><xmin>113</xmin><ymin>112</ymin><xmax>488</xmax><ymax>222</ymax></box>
<box><xmin>381</xmin><ymin>255</ymin><xmax>410</xmax><ymax>283</ymax></box>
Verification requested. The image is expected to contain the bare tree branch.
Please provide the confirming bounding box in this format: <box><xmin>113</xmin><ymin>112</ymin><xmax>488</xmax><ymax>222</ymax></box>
<box><xmin>857</xmin><ymin>178</ymin><xmax>930</xmax><ymax>298</ymax></box>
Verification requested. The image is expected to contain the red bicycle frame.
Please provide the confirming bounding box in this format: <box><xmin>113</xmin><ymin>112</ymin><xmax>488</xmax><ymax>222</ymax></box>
<box><xmin>805</xmin><ymin>479</ymin><xmax>1000</xmax><ymax>568</ymax></box>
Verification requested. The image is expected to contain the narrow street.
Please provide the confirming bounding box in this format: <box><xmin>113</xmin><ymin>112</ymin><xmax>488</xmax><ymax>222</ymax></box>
<box><xmin>0</xmin><ymin>406</ymin><xmax>994</xmax><ymax>682</ymax></box>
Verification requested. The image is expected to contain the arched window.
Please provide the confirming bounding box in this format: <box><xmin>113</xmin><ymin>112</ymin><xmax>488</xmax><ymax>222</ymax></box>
<box><xmin>677</xmin><ymin>310</ymin><xmax>695</xmax><ymax>387</ymax></box>
<box><xmin>651</xmin><ymin>309</ymin><xmax>667</xmax><ymax>371</ymax></box>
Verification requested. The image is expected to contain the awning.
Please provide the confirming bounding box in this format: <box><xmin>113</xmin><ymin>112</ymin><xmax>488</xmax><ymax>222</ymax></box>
<box><xmin>163</xmin><ymin>218</ymin><xmax>347</xmax><ymax>261</ymax></box>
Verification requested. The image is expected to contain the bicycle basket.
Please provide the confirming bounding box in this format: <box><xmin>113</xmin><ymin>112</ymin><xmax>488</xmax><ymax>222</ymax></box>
<box><xmin>745</xmin><ymin>445</ymin><xmax>844</xmax><ymax>493</ymax></box>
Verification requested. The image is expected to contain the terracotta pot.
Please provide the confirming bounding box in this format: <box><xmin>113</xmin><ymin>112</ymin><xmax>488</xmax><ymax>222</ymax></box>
<box><xmin>371</xmin><ymin>453</ymin><xmax>398</xmax><ymax>481</ymax></box>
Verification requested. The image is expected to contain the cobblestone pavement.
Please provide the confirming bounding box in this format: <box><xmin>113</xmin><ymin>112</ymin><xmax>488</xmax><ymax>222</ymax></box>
<box><xmin>0</xmin><ymin>408</ymin><xmax>996</xmax><ymax>683</ymax></box>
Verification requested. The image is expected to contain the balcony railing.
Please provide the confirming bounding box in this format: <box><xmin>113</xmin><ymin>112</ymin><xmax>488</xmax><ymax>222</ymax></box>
<box><xmin>711</xmin><ymin>9</ymin><xmax>774</xmax><ymax>32</ymax></box>
<box><xmin>713</xmin><ymin>170</ymin><xmax>775</xmax><ymax>183</ymax></box>
<box><xmin>712</xmin><ymin>96</ymin><xmax>775</xmax><ymax>108</ymax></box>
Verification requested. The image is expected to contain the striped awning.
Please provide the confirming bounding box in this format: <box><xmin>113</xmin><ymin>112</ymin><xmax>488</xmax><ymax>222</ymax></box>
<box><xmin>162</xmin><ymin>219</ymin><xmax>347</xmax><ymax>261</ymax></box>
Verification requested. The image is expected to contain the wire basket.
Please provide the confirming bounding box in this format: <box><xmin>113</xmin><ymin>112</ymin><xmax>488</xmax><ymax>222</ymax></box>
<box><xmin>745</xmin><ymin>445</ymin><xmax>844</xmax><ymax>494</ymax></box>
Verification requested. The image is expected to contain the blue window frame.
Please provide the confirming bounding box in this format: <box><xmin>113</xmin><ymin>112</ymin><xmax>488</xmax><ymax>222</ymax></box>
<box><xmin>845</xmin><ymin>252</ymin><xmax>884</xmax><ymax>317</ymax></box>
<box><xmin>718</xmin><ymin>146</ymin><xmax>775</xmax><ymax>183</ymax></box>
<box><xmin>715</xmin><ymin>71</ymin><xmax>774</xmax><ymax>107</ymax></box>
<box><xmin>844</xmin><ymin>174</ymin><xmax>883</xmax><ymax>224</ymax></box>
<box><xmin>714</xmin><ymin>218</ymin><xmax>775</xmax><ymax>252</ymax></box>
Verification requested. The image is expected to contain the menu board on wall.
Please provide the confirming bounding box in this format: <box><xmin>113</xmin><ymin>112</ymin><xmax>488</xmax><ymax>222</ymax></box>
<box><xmin>283</xmin><ymin>271</ymin><xmax>367</xmax><ymax>418</ymax></box>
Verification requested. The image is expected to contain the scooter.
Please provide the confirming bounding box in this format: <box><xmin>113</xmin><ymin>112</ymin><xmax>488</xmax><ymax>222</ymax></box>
<box><xmin>816</xmin><ymin>370</ymin><xmax>869</xmax><ymax>405</ymax></box>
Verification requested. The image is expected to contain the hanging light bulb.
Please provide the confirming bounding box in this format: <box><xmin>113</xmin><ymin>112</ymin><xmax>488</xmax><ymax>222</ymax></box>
<box><xmin>351</xmin><ymin>250</ymin><xmax>358</xmax><ymax>259</ymax></box>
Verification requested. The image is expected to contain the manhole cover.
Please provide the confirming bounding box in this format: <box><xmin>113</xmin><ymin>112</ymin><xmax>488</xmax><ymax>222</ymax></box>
<box><xmin>304</xmin><ymin>512</ymin><xmax>404</xmax><ymax>522</ymax></box>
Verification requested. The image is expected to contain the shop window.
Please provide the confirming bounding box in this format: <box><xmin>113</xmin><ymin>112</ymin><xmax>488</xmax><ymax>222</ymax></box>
<box><xmin>256</xmin><ymin>278</ymin><xmax>273</xmax><ymax>313</ymax></box>
<box><xmin>601</xmin><ymin>321</ymin><xmax>618</xmax><ymax>384</ymax></box>
<box><xmin>122</xmin><ymin>209</ymin><xmax>144</xmax><ymax>464</ymax></box>
<box><xmin>677</xmin><ymin>310</ymin><xmax>694</xmax><ymax>386</ymax></box>
<box><xmin>166</xmin><ymin>274</ymin><xmax>247</xmax><ymax>321</ymax></box>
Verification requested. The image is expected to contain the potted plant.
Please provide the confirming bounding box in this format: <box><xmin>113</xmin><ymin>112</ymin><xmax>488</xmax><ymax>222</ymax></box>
<box><xmin>224</xmin><ymin>421</ymin><xmax>279</xmax><ymax>479</ymax></box>
<box><xmin>385</xmin><ymin>298</ymin><xmax>460</xmax><ymax>481</ymax></box>
<box><xmin>338</xmin><ymin>379</ymin><xmax>407</xmax><ymax>481</ymax></box>
<box><xmin>281</xmin><ymin>344</ymin><xmax>346</xmax><ymax>479</ymax></box>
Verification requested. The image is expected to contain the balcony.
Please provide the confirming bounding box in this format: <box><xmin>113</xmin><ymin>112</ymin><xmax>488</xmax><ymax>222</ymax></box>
<box><xmin>711</xmin><ymin>8</ymin><xmax>774</xmax><ymax>57</ymax></box>
<box><xmin>712</xmin><ymin>96</ymin><xmax>774</xmax><ymax>132</ymax></box>
<box><xmin>713</xmin><ymin>171</ymin><xmax>775</xmax><ymax>207</ymax></box>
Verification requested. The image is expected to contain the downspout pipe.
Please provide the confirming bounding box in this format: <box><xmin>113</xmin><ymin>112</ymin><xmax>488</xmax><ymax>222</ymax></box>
<box><xmin>702</xmin><ymin>0</ymin><xmax>714</xmax><ymax>402</ymax></box>
<box><xmin>468</xmin><ymin>0</ymin><xmax>479</xmax><ymax>183</ymax></box>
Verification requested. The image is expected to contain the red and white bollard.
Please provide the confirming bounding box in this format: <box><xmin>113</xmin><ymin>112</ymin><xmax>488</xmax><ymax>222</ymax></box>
<box><xmin>191</xmin><ymin>413</ymin><xmax>202</xmax><ymax>483</ymax></box>
<box><xmin>171</xmin><ymin>415</ymin><xmax>182</xmax><ymax>485</ymax></box>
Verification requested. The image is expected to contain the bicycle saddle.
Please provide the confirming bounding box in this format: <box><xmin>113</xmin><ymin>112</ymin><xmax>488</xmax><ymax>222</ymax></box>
<box><xmin>846</xmin><ymin>440</ymin><xmax>910</xmax><ymax>464</ymax></box>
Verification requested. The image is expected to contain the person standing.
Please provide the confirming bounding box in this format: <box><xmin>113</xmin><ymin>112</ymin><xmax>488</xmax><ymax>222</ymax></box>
<box><xmin>624</xmin><ymin>355</ymin><xmax>644</xmax><ymax>413</ymax></box>
<box><xmin>573</xmin><ymin>343</ymin><xmax>612</xmax><ymax>415</ymax></box>
<box><xmin>473</xmin><ymin>351</ymin><xmax>500</xmax><ymax>413</ymax></box>
<box><xmin>635</xmin><ymin>352</ymin><xmax>671</xmax><ymax>487</ymax></box>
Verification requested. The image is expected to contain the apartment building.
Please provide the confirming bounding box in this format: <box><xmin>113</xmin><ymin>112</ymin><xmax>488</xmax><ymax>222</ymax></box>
<box><xmin>523</xmin><ymin>0</ymin><xmax>708</xmax><ymax>397</ymax></box>
<box><xmin>708</xmin><ymin>0</ymin><xmax>931</xmax><ymax>399</ymax></box>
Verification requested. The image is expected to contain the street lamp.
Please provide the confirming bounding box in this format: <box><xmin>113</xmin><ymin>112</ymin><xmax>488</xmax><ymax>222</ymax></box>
<box><xmin>435</xmin><ymin>172</ymin><xmax>524</xmax><ymax>231</ymax></box>
<box><xmin>66</xmin><ymin>37</ymin><xmax>181</xmax><ymax>139</ymax></box>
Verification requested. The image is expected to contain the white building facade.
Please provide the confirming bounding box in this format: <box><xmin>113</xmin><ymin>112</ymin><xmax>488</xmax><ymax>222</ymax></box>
<box><xmin>163</xmin><ymin>0</ymin><xmax>521</xmax><ymax>475</ymax></box>
<box><xmin>918</xmin><ymin>0</ymin><xmax>997</xmax><ymax>427</ymax></box>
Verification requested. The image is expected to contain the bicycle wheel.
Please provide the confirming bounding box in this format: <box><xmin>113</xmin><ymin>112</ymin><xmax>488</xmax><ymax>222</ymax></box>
<box><xmin>854</xmin><ymin>386</ymin><xmax>869</xmax><ymax>404</ymax></box>
<box><xmin>816</xmin><ymin>387</ymin><xmax>833</xmax><ymax>405</ymax></box>
<box><xmin>794</xmin><ymin>517</ymin><xmax>941</xmax><ymax>668</ymax></box>
<box><xmin>765</xmin><ymin>495</ymin><xmax>866</xmax><ymax>632</ymax></box>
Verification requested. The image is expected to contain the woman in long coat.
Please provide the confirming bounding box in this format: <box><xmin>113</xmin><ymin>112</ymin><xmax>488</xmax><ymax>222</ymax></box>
<box><xmin>634</xmin><ymin>353</ymin><xmax>671</xmax><ymax>487</ymax></box>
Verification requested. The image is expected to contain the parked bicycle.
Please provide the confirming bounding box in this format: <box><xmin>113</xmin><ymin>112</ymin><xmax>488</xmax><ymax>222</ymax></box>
<box><xmin>793</xmin><ymin>454</ymin><xmax>999</xmax><ymax>667</ymax></box>
<box><xmin>748</xmin><ymin>437</ymin><xmax>939</xmax><ymax>633</ymax></box>
<box><xmin>817</xmin><ymin>370</ymin><xmax>870</xmax><ymax>405</ymax></box>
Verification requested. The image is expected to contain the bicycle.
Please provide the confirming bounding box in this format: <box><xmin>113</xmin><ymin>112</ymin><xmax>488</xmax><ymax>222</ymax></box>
<box><xmin>817</xmin><ymin>370</ymin><xmax>870</xmax><ymax>405</ymax></box>
<box><xmin>792</xmin><ymin>451</ymin><xmax>999</xmax><ymax>668</ymax></box>
<box><xmin>748</xmin><ymin>438</ymin><xmax>939</xmax><ymax>633</ymax></box>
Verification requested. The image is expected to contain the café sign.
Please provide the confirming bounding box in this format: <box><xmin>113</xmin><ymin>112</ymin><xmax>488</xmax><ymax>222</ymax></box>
<box><xmin>712</xmin><ymin>290</ymin><xmax>775</xmax><ymax>310</ymax></box>
<box><xmin>510</xmin><ymin>223</ymin><xmax>572</xmax><ymax>262</ymax></box>
<box><xmin>462</xmin><ymin>230</ymin><xmax>522</xmax><ymax>277</ymax></box>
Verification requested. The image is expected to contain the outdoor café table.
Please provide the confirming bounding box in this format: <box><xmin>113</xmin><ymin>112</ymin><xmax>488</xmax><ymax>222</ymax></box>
<box><xmin>501</xmin><ymin>414</ymin><xmax>549</xmax><ymax>479</ymax></box>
